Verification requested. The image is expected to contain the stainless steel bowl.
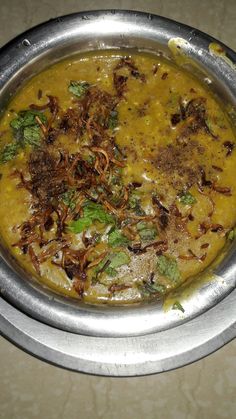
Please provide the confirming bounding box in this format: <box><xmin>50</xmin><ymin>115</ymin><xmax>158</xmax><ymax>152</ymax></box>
<box><xmin>0</xmin><ymin>10</ymin><xmax>236</xmax><ymax>374</ymax></box>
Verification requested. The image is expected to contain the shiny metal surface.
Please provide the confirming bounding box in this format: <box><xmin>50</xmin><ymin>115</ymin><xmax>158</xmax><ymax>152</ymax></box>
<box><xmin>0</xmin><ymin>10</ymin><xmax>236</xmax><ymax>345</ymax></box>
<box><xmin>1</xmin><ymin>287</ymin><xmax>236</xmax><ymax>376</ymax></box>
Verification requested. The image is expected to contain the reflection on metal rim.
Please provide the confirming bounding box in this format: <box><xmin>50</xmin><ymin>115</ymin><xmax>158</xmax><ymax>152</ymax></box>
<box><xmin>1</xmin><ymin>287</ymin><xmax>235</xmax><ymax>376</ymax></box>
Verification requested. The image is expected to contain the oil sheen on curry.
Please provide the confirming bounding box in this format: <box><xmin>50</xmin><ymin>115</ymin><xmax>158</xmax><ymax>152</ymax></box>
<box><xmin>0</xmin><ymin>51</ymin><xmax>235</xmax><ymax>304</ymax></box>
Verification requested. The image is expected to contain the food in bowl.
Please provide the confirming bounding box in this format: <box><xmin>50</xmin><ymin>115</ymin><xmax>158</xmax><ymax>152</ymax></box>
<box><xmin>0</xmin><ymin>50</ymin><xmax>235</xmax><ymax>304</ymax></box>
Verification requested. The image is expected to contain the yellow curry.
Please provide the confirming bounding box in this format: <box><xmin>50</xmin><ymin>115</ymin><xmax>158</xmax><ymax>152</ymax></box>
<box><xmin>0</xmin><ymin>50</ymin><xmax>235</xmax><ymax>304</ymax></box>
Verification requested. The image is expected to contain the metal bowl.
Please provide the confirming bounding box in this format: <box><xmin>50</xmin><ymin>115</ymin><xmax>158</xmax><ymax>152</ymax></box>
<box><xmin>0</xmin><ymin>10</ymin><xmax>236</xmax><ymax>373</ymax></box>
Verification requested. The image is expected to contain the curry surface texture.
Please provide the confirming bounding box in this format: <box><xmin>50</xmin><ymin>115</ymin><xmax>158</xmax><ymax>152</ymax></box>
<box><xmin>0</xmin><ymin>50</ymin><xmax>235</xmax><ymax>304</ymax></box>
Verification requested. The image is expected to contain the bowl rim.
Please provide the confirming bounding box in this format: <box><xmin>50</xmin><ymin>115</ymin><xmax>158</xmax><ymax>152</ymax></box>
<box><xmin>0</xmin><ymin>9</ymin><xmax>236</xmax><ymax>338</ymax></box>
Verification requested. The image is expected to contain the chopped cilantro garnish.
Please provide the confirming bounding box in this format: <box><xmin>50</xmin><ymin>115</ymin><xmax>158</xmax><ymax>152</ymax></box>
<box><xmin>94</xmin><ymin>251</ymin><xmax>130</xmax><ymax>278</ymax></box>
<box><xmin>105</xmin><ymin>266</ymin><xmax>118</xmax><ymax>277</ymax></box>
<box><xmin>108</xmin><ymin>228</ymin><xmax>130</xmax><ymax>247</ymax></box>
<box><xmin>68</xmin><ymin>81</ymin><xmax>90</xmax><ymax>97</ymax></box>
<box><xmin>10</xmin><ymin>110</ymin><xmax>47</xmax><ymax>131</ymax></box>
<box><xmin>137</xmin><ymin>221</ymin><xmax>158</xmax><ymax>242</ymax></box>
<box><xmin>228</xmin><ymin>228</ymin><xmax>236</xmax><ymax>241</ymax></box>
<box><xmin>128</xmin><ymin>195</ymin><xmax>139</xmax><ymax>209</ymax></box>
<box><xmin>108</xmin><ymin>251</ymin><xmax>130</xmax><ymax>269</ymax></box>
<box><xmin>172</xmin><ymin>301</ymin><xmax>185</xmax><ymax>313</ymax></box>
<box><xmin>128</xmin><ymin>194</ymin><xmax>145</xmax><ymax>216</ymax></box>
<box><xmin>69</xmin><ymin>201</ymin><xmax>115</xmax><ymax>233</ymax></box>
<box><xmin>0</xmin><ymin>142</ymin><xmax>20</xmax><ymax>164</ymax></box>
<box><xmin>179</xmin><ymin>191</ymin><xmax>196</xmax><ymax>205</ymax></box>
<box><xmin>143</xmin><ymin>281</ymin><xmax>166</xmax><ymax>295</ymax></box>
<box><xmin>157</xmin><ymin>255</ymin><xmax>181</xmax><ymax>283</ymax></box>
<box><xmin>61</xmin><ymin>189</ymin><xmax>76</xmax><ymax>210</ymax></box>
<box><xmin>23</xmin><ymin>125</ymin><xmax>42</xmax><ymax>146</ymax></box>
<box><xmin>108</xmin><ymin>110</ymin><xmax>118</xmax><ymax>130</ymax></box>
<box><xmin>69</xmin><ymin>218</ymin><xmax>92</xmax><ymax>234</ymax></box>
<box><xmin>0</xmin><ymin>110</ymin><xmax>47</xmax><ymax>164</ymax></box>
<box><xmin>83</xmin><ymin>201</ymin><xmax>114</xmax><ymax>225</ymax></box>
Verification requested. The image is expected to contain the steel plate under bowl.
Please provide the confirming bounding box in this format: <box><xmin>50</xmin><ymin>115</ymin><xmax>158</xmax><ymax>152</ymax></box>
<box><xmin>0</xmin><ymin>10</ymin><xmax>236</xmax><ymax>342</ymax></box>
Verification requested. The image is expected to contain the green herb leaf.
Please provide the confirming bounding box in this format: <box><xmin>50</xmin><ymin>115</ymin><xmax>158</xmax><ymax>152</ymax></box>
<box><xmin>68</xmin><ymin>81</ymin><xmax>90</xmax><ymax>98</ymax></box>
<box><xmin>83</xmin><ymin>201</ymin><xmax>115</xmax><ymax>225</ymax></box>
<box><xmin>68</xmin><ymin>201</ymin><xmax>115</xmax><ymax>233</ymax></box>
<box><xmin>1</xmin><ymin>110</ymin><xmax>46</xmax><ymax>164</ymax></box>
<box><xmin>143</xmin><ymin>281</ymin><xmax>166</xmax><ymax>295</ymax></box>
<box><xmin>0</xmin><ymin>142</ymin><xmax>20</xmax><ymax>164</ymax></box>
<box><xmin>228</xmin><ymin>228</ymin><xmax>236</xmax><ymax>241</ymax></box>
<box><xmin>23</xmin><ymin>126</ymin><xmax>41</xmax><ymax>146</ymax></box>
<box><xmin>128</xmin><ymin>195</ymin><xmax>139</xmax><ymax>210</ymax></box>
<box><xmin>137</xmin><ymin>222</ymin><xmax>158</xmax><ymax>242</ymax></box>
<box><xmin>105</xmin><ymin>266</ymin><xmax>118</xmax><ymax>277</ymax></box>
<box><xmin>109</xmin><ymin>251</ymin><xmax>130</xmax><ymax>269</ymax></box>
<box><xmin>9</xmin><ymin>110</ymin><xmax>47</xmax><ymax>155</ymax></box>
<box><xmin>10</xmin><ymin>110</ymin><xmax>47</xmax><ymax>130</ymax></box>
<box><xmin>128</xmin><ymin>194</ymin><xmax>145</xmax><ymax>216</ymax></box>
<box><xmin>108</xmin><ymin>228</ymin><xmax>130</xmax><ymax>247</ymax></box>
<box><xmin>179</xmin><ymin>191</ymin><xmax>196</xmax><ymax>205</ymax></box>
<box><xmin>157</xmin><ymin>255</ymin><xmax>181</xmax><ymax>283</ymax></box>
<box><xmin>93</xmin><ymin>251</ymin><xmax>130</xmax><ymax>279</ymax></box>
<box><xmin>172</xmin><ymin>301</ymin><xmax>185</xmax><ymax>313</ymax></box>
<box><xmin>69</xmin><ymin>218</ymin><xmax>92</xmax><ymax>234</ymax></box>
<box><xmin>108</xmin><ymin>110</ymin><xmax>118</xmax><ymax>130</ymax></box>
<box><xmin>61</xmin><ymin>189</ymin><xmax>76</xmax><ymax>210</ymax></box>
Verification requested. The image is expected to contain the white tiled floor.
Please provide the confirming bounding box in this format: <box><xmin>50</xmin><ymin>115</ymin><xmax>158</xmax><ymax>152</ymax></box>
<box><xmin>0</xmin><ymin>1</ymin><xmax>236</xmax><ymax>418</ymax></box>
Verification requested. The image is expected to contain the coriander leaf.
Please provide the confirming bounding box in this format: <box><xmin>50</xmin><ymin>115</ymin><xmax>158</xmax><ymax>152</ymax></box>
<box><xmin>68</xmin><ymin>81</ymin><xmax>90</xmax><ymax>97</ymax></box>
<box><xmin>0</xmin><ymin>142</ymin><xmax>20</xmax><ymax>164</ymax></box>
<box><xmin>23</xmin><ymin>126</ymin><xmax>41</xmax><ymax>146</ymax></box>
<box><xmin>93</xmin><ymin>258</ymin><xmax>110</xmax><ymax>276</ymax></box>
<box><xmin>109</xmin><ymin>251</ymin><xmax>130</xmax><ymax>269</ymax></box>
<box><xmin>61</xmin><ymin>189</ymin><xmax>76</xmax><ymax>210</ymax></box>
<box><xmin>128</xmin><ymin>194</ymin><xmax>145</xmax><ymax>216</ymax></box>
<box><xmin>157</xmin><ymin>255</ymin><xmax>181</xmax><ymax>283</ymax></box>
<box><xmin>179</xmin><ymin>191</ymin><xmax>196</xmax><ymax>205</ymax></box>
<box><xmin>139</xmin><ymin>228</ymin><xmax>157</xmax><ymax>241</ymax></box>
<box><xmin>68</xmin><ymin>218</ymin><xmax>92</xmax><ymax>233</ymax></box>
<box><xmin>228</xmin><ymin>228</ymin><xmax>236</xmax><ymax>241</ymax></box>
<box><xmin>10</xmin><ymin>110</ymin><xmax>47</xmax><ymax>130</ymax></box>
<box><xmin>10</xmin><ymin>118</ymin><xmax>23</xmax><ymax>130</ymax></box>
<box><xmin>137</xmin><ymin>221</ymin><xmax>157</xmax><ymax>242</ymax></box>
<box><xmin>68</xmin><ymin>201</ymin><xmax>114</xmax><ymax>233</ymax></box>
<box><xmin>172</xmin><ymin>301</ymin><xmax>185</xmax><ymax>313</ymax></box>
<box><xmin>1</xmin><ymin>111</ymin><xmax>46</xmax><ymax>165</ymax></box>
<box><xmin>93</xmin><ymin>251</ymin><xmax>130</xmax><ymax>279</ymax></box>
<box><xmin>136</xmin><ymin>221</ymin><xmax>147</xmax><ymax>230</ymax></box>
<box><xmin>108</xmin><ymin>229</ymin><xmax>130</xmax><ymax>247</ymax></box>
<box><xmin>143</xmin><ymin>281</ymin><xmax>166</xmax><ymax>295</ymax></box>
<box><xmin>10</xmin><ymin>110</ymin><xmax>47</xmax><ymax>153</ymax></box>
<box><xmin>105</xmin><ymin>266</ymin><xmax>118</xmax><ymax>277</ymax></box>
<box><xmin>83</xmin><ymin>201</ymin><xmax>115</xmax><ymax>225</ymax></box>
<box><xmin>108</xmin><ymin>110</ymin><xmax>118</xmax><ymax>130</ymax></box>
<box><xmin>128</xmin><ymin>195</ymin><xmax>139</xmax><ymax>210</ymax></box>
